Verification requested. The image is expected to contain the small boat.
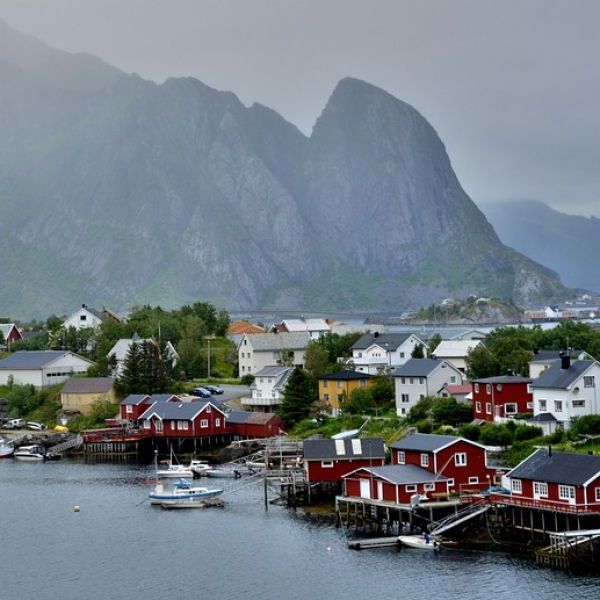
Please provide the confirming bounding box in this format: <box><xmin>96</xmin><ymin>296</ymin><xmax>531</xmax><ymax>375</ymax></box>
<box><xmin>149</xmin><ymin>479</ymin><xmax>223</xmax><ymax>506</ymax></box>
<box><xmin>156</xmin><ymin>449</ymin><xmax>210</xmax><ymax>478</ymax></box>
<box><xmin>159</xmin><ymin>496</ymin><xmax>221</xmax><ymax>509</ymax></box>
<box><xmin>0</xmin><ymin>438</ymin><xmax>14</xmax><ymax>459</ymax></box>
<box><xmin>398</xmin><ymin>534</ymin><xmax>441</xmax><ymax>550</ymax></box>
<box><xmin>202</xmin><ymin>466</ymin><xmax>242</xmax><ymax>479</ymax></box>
<box><xmin>13</xmin><ymin>444</ymin><xmax>60</xmax><ymax>462</ymax></box>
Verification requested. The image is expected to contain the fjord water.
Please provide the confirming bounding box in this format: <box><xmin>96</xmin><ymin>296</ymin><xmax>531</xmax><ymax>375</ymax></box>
<box><xmin>1</xmin><ymin>460</ymin><xmax>597</xmax><ymax>600</ymax></box>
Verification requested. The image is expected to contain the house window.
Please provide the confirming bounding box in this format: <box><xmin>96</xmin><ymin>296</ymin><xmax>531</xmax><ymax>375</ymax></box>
<box><xmin>539</xmin><ymin>399</ymin><xmax>547</xmax><ymax>411</ymax></box>
<box><xmin>401</xmin><ymin>394</ymin><xmax>410</xmax><ymax>403</ymax></box>
<box><xmin>573</xmin><ymin>400</ymin><xmax>586</xmax><ymax>408</ymax></box>
<box><xmin>474</xmin><ymin>383</ymin><xmax>480</xmax><ymax>393</ymax></box>
<box><xmin>321</xmin><ymin>461</ymin><xmax>333</xmax><ymax>468</ymax></box>
<box><xmin>324</xmin><ymin>393</ymin><xmax>330</xmax><ymax>401</ymax></box>
<box><xmin>558</xmin><ymin>485</ymin><xmax>575</xmax><ymax>501</ymax></box>
<box><xmin>337</xmin><ymin>394</ymin><xmax>343</xmax><ymax>403</ymax></box>
<box><xmin>400</xmin><ymin>352</ymin><xmax>405</xmax><ymax>358</ymax></box>
<box><xmin>419</xmin><ymin>378</ymin><xmax>424</xmax><ymax>385</ymax></box>
<box><xmin>410</xmin><ymin>378</ymin><xmax>414</xmax><ymax>384</ymax></box>
<box><xmin>512</xmin><ymin>479</ymin><xmax>522</xmax><ymax>494</ymax></box>
<box><xmin>584</xmin><ymin>376</ymin><xmax>595</xmax><ymax>388</ymax></box>
<box><xmin>200</xmin><ymin>419</ymin><xmax>209</xmax><ymax>428</ymax></box>
<box><xmin>424</xmin><ymin>483</ymin><xmax>435</xmax><ymax>491</ymax></box>
<box><xmin>486</xmin><ymin>384</ymin><xmax>491</xmax><ymax>395</ymax></box>
<box><xmin>80</xmin><ymin>314</ymin><xmax>87</xmax><ymax>321</ymax></box>
<box><xmin>241</xmin><ymin>352</ymin><xmax>245</xmax><ymax>358</ymax></box>
<box><xmin>555</xmin><ymin>400</ymin><xmax>563</xmax><ymax>412</ymax></box>
<box><xmin>534</xmin><ymin>482</ymin><xmax>548</xmax><ymax>497</ymax></box>
<box><xmin>450</xmin><ymin>376</ymin><xmax>456</xmax><ymax>383</ymax></box>
<box><xmin>486</xmin><ymin>403</ymin><xmax>492</xmax><ymax>414</ymax></box>
<box><xmin>406</xmin><ymin>485</ymin><xmax>417</xmax><ymax>493</ymax></box>
<box><xmin>401</xmin><ymin>377</ymin><xmax>406</xmax><ymax>384</ymax></box>
<box><xmin>337</xmin><ymin>381</ymin><xmax>343</xmax><ymax>388</ymax></box>
<box><xmin>468</xmin><ymin>477</ymin><xmax>478</xmax><ymax>484</ymax></box>
<box><xmin>420</xmin><ymin>453</ymin><xmax>429</xmax><ymax>468</ymax></box>
<box><xmin>358</xmin><ymin>352</ymin><xmax>362</xmax><ymax>358</ymax></box>
<box><xmin>505</xmin><ymin>403</ymin><xmax>517</xmax><ymax>415</ymax></box>
<box><xmin>177</xmin><ymin>421</ymin><xmax>189</xmax><ymax>431</ymax></box>
<box><xmin>359</xmin><ymin>380</ymin><xmax>366</xmax><ymax>387</ymax></box>
<box><xmin>447</xmin><ymin>478</ymin><xmax>455</xmax><ymax>487</ymax></box>
<box><xmin>323</xmin><ymin>380</ymin><xmax>329</xmax><ymax>388</ymax></box>
<box><xmin>126</xmin><ymin>405</ymin><xmax>133</xmax><ymax>414</ymax></box>
<box><xmin>397</xmin><ymin>451</ymin><xmax>405</xmax><ymax>464</ymax></box>
<box><xmin>527</xmin><ymin>402</ymin><xmax>534</xmax><ymax>410</ymax></box>
<box><xmin>455</xmin><ymin>453</ymin><xmax>467</xmax><ymax>467</ymax></box>
<box><xmin>206</xmin><ymin>405</ymin><xmax>211</xmax><ymax>413</ymax></box>
<box><xmin>475</xmin><ymin>401</ymin><xmax>481</xmax><ymax>413</ymax></box>
<box><xmin>595</xmin><ymin>487</ymin><xmax>600</xmax><ymax>502</ymax></box>
<box><xmin>215</xmin><ymin>418</ymin><xmax>220</xmax><ymax>427</ymax></box>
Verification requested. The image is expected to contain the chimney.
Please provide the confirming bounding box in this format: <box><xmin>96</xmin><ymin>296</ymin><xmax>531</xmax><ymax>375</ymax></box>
<box><xmin>548</xmin><ymin>446</ymin><xmax>552</xmax><ymax>456</ymax></box>
<box><xmin>560</xmin><ymin>353</ymin><xmax>570</xmax><ymax>370</ymax></box>
<box><xmin>533</xmin><ymin>348</ymin><xmax>539</xmax><ymax>355</ymax></box>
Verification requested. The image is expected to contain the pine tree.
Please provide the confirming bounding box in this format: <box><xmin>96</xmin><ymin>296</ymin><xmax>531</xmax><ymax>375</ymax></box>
<box><xmin>279</xmin><ymin>367</ymin><xmax>318</xmax><ymax>426</ymax></box>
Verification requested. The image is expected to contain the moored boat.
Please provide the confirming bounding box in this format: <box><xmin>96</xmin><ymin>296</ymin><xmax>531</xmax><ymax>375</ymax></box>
<box><xmin>0</xmin><ymin>438</ymin><xmax>14</xmax><ymax>459</ymax></box>
<box><xmin>14</xmin><ymin>445</ymin><xmax>48</xmax><ymax>461</ymax></box>
<box><xmin>398</xmin><ymin>534</ymin><xmax>441</xmax><ymax>550</ymax></box>
<box><xmin>149</xmin><ymin>479</ymin><xmax>224</xmax><ymax>506</ymax></box>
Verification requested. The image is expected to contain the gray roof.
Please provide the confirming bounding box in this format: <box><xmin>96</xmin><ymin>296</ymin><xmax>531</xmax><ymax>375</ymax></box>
<box><xmin>61</xmin><ymin>377</ymin><xmax>115</xmax><ymax>394</ymax></box>
<box><xmin>530</xmin><ymin>359</ymin><xmax>596</xmax><ymax>390</ymax></box>
<box><xmin>528</xmin><ymin>412</ymin><xmax>558</xmax><ymax>423</ymax></box>
<box><xmin>139</xmin><ymin>399</ymin><xmax>224</xmax><ymax>420</ymax></box>
<box><xmin>303</xmin><ymin>437</ymin><xmax>385</xmax><ymax>460</ymax></box>
<box><xmin>389</xmin><ymin>432</ymin><xmax>462</xmax><ymax>452</ymax></box>
<box><xmin>472</xmin><ymin>375</ymin><xmax>533</xmax><ymax>384</ymax></box>
<box><xmin>346</xmin><ymin>464</ymin><xmax>447</xmax><ymax>486</ymax></box>
<box><xmin>226</xmin><ymin>410</ymin><xmax>279</xmax><ymax>425</ymax></box>
<box><xmin>239</xmin><ymin>332</ymin><xmax>311</xmax><ymax>351</ymax></box>
<box><xmin>508</xmin><ymin>449</ymin><xmax>600</xmax><ymax>486</ymax></box>
<box><xmin>0</xmin><ymin>350</ymin><xmax>91</xmax><ymax>369</ymax></box>
<box><xmin>120</xmin><ymin>394</ymin><xmax>151</xmax><ymax>406</ymax></box>
<box><xmin>392</xmin><ymin>358</ymin><xmax>446</xmax><ymax>378</ymax></box>
<box><xmin>351</xmin><ymin>332</ymin><xmax>419</xmax><ymax>351</ymax></box>
<box><xmin>318</xmin><ymin>370</ymin><xmax>373</xmax><ymax>382</ymax></box>
<box><xmin>530</xmin><ymin>349</ymin><xmax>588</xmax><ymax>363</ymax></box>
<box><xmin>250</xmin><ymin>366</ymin><xmax>292</xmax><ymax>391</ymax></box>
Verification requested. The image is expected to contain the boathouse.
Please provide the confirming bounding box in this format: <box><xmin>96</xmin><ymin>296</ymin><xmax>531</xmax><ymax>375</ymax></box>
<box><xmin>226</xmin><ymin>410</ymin><xmax>283</xmax><ymax>439</ymax></box>
<box><xmin>303</xmin><ymin>437</ymin><xmax>385</xmax><ymax>483</ymax></box>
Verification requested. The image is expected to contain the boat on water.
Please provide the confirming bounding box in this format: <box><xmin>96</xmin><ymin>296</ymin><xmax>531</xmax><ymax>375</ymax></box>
<box><xmin>156</xmin><ymin>450</ymin><xmax>211</xmax><ymax>478</ymax></box>
<box><xmin>159</xmin><ymin>495</ymin><xmax>224</xmax><ymax>509</ymax></box>
<box><xmin>13</xmin><ymin>445</ymin><xmax>61</xmax><ymax>462</ymax></box>
<box><xmin>398</xmin><ymin>534</ymin><xmax>446</xmax><ymax>550</ymax></box>
<box><xmin>149</xmin><ymin>479</ymin><xmax>224</xmax><ymax>506</ymax></box>
<box><xmin>0</xmin><ymin>438</ymin><xmax>14</xmax><ymax>459</ymax></box>
<box><xmin>200</xmin><ymin>466</ymin><xmax>242</xmax><ymax>479</ymax></box>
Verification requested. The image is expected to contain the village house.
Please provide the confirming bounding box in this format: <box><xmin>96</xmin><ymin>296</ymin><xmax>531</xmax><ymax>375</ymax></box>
<box><xmin>0</xmin><ymin>323</ymin><xmax>23</xmax><ymax>348</ymax></box>
<box><xmin>471</xmin><ymin>373</ymin><xmax>534</xmax><ymax>422</ymax></box>
<box><xmin>439</xmin><ymin>383</ymin><xmax>472</xmax><ymax>403</ymax></box>
<box><xmin>529</xmin><ymin>348</ymin><xmax>593</xmax><ymax>379</ymax></box>
<box><xmin>60</xmin><ymin>377</ymin><xmax>117</xmax><ymax>416</ymax></box>
<box><xmin>317</xmin><ymin>370</ymin><xmax>374</xmax><ymax>417</ymax></box>
<box><xmin>108</xmin><ymin>335</ymin><xmax>179</xmax><ymax>377</ymax></box>
<box><xmin>431</xmin><ymin>339</ymin><xmax>483</xmax><ymax>374</ymax></box>
<box><xmin>0</xmin><ymin>350</ymin><xmax>95</xmax><ymax>388</ymax></box>
<box><xmin>303</xmin><ymin>437</ymin><xmax>385</xmax><ymax>483</ymax></box>
<box><xmin>237</xmin><ymin>332</ymin><xmax>311</xmax><ymax>375</ymax></box>
<box><xmin>349</xmin><ymin>332</ymin><xmax>426</xmax><ymax>375</ymax></box>
<box><xmin>392</xmin><ymin>358</ymin><xmax>464</xmax><ymax>417</ymax></box>
<box><xmin>530</xmin><ymin>355</ymin><xmax>600</xmax><ymax>431</ymax></box>
<box><xmin>242</xmin><ymin>365</ymin><xmax>292</xmax><ymax>412</ymax></box>
<box><xmin>388</xmin><ymin>432</ymin><xmax>503</xmax><ymax>494</ymax></box>
<box><xmin>62</xmin><ymin>304</ymin><xmax>122</xmax><ymax>331</ymax></box>
<box><xmin>501</xmin><ymin>448</ymin><xmax>600</xmax><ymax>515</ymax></box>
<box><xmin>270</xmin><ymin>318</ymin><xmax>331</xmax><ymax>339</ymax></box>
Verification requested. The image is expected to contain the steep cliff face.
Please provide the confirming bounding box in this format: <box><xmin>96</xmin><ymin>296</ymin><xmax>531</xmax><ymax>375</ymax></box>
<box><xmin>0</xmin><ymin>21</ymin><xmax>572</xmax><ymax>319</ymax></box>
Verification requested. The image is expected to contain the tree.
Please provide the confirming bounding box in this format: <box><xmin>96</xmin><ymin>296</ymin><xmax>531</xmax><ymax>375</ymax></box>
<box><xmin>406</xmin><ymin>396</ymin><xmax>436</xmax><ymax>424</ymax></box>
<box><xmin>304</xmin><ymin>340</ymin><xmax>331</xmax><ymax>377</ymax></box>
<box><xmin>431</xmin><ymin>397</ymin><xmax>473</xmax><ymax>427</ymax></box>
<box><xmin>479</xmin><ymin>423</ymin><xmax>513</xmax><ymax>447</ymax></box>
<box><xmin>411</xmin><ymin>344</ymin><xmax>425</xmax><ymax>358</ymax></box>
<box><xmin>278</xmin><ymin>367</ymin><xmax>318</xmax><ymax>426</ymax></box>
<box><xmin>343</xmin><ymin>387</ymin><xmax>374</xmax><ymax>414</ymax></box>
<box><xmin>465</xmin><ymin>345</ymin><xmax>500</xmax><ymax>380</ymax></box>
<box><xmin>427</xmin><ymin>333</ymin><xmax>442</xmax><ymax>357</ymax></box>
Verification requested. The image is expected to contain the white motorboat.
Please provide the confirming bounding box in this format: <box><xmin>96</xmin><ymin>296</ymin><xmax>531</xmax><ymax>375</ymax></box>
<box><xmin>14</xmin><ymin>444</ymin><xmax>47</xmax><ymax>461</ymax></box>
<box><xmin>149</xmin><ymin>479</ymin><xmax>223</xmax><ymax>506</ymax></box>
<box><xmin>398</xmin><ymin>534</ymin><xmax>441</xmax><ymax>550</ymax></box>
<box><xmin>156</xmin><ymin>448</ymin><xmax>210</xmax><ymax>478</ymax></box>
<box><xmin>0</xmin><ymin>438</ymin><xmax>14</xmax><ymax>459</ymax></box>
<box><xmin>159</xmin><ymin>496</ymin><xmax>224</xmax><ymax>509</ymax></box>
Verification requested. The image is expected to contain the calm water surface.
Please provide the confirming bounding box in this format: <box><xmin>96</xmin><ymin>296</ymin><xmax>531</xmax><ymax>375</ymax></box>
<box><xmin>1</xmin><ymin>459</ymin><xmax>598</xmax><ymax>599</ymax></box>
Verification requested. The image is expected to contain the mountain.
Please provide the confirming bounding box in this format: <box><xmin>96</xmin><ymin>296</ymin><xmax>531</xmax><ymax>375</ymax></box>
<box><xmin>0</xmin><ymin>20</ymin><xmax>573</xmax><ymax>320</ymax></box>
<box><xmin>480</xmin><ymin>200</ymin><xmax>600</xmax><ymax>294</ymax></box>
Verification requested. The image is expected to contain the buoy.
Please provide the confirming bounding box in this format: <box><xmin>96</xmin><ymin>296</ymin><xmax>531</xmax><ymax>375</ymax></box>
<box><xmin>74</xmin><ymin>506</ymin><xmax>81</xmax><ymax>512</ymax></box>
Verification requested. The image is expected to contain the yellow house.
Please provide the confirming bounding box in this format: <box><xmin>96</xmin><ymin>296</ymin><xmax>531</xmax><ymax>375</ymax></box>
<box><xmin>60</xmin><ymin>377</ymin><xmax>118</xmax><ymax>416</ymax></box>
<box><xmin>317</xmin><ymin>370</ymin><xmax>374</xmax><ymax>417</ymax></box>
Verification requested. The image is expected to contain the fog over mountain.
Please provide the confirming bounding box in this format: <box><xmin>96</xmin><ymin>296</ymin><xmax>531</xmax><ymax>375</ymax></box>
<box><xmin>0</xmin><ymin>21</ymin><xmax>573</xmax><ymax>320</ymax></box>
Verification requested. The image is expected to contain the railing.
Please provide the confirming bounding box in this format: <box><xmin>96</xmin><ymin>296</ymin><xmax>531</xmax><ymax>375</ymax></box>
<box><xmin>492</xmin><ymin>494</ymin><xmax>600</xmax><ymax>514</ymax></box>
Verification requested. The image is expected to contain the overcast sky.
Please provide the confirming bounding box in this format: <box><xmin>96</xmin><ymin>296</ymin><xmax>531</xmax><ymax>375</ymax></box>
<box><xmin>1</xmin><ymin>1</ymin><xmax>599</xmax><ymax>217</ymax></box>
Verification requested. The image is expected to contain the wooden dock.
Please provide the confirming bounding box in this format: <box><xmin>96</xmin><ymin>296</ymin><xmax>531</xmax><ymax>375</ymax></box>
<box><xmin>347</xmin><ymin>537</ymin><xmax>400</xmax><ymax>550</ymax></box>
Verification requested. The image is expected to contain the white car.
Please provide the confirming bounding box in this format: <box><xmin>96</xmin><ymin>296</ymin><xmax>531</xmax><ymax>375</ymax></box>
<box><xmin>27</xmin><ymin>421</ymin><xmax>47</xmax><ymax>431</ymax></box>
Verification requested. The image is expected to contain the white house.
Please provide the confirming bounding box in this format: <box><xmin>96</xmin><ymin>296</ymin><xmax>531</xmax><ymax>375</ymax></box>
<box><xmin>350</xmin><ymin>332</ymin><xmax>427</xmax><ymax>375</ymax></box>
<box><xmin>392</xmin><ymin>358</ymin><xmax>464</xmax><ymax>417</ymax></box>
<box><xmin>529</xmin><ymin>349</ymin><xmax>593</xmax><ymax>379</ymax></box>
<box><xmin>63</xmin><ymin>304</ymin><xmax>122</xmax><ymax>331</ymax></box>
<box><xmin>108</xmin><ymin>336</ymin><xmax>179</xmax><ymax>377</ymax></box>
<box><xmin>0</xmin><ymin>351</ymin><xmax>95</xmax><ymax>388</ymax></box>
<box><xmin>242</xmin><ymin>366</ymin><xmax>292</xmax><ymax>412</ymax></box>
<box><xmin>432</xmin><ymin>339</ymin><xmax>483</xmax><ymax>374</ymax></box>
<box><xmin>275</xmin><ymin>318</ymin><xmax>331</xmax><ymax>340</ymax></box>
<box><xmin>237</xmin><ymin>332</ymin><xmax>311</xmax><ymax>375</ymax></box>
<box><xmin>530</xmin><ymin>355</ymin><xmax>600</xmax><ymax>431</ymax></box>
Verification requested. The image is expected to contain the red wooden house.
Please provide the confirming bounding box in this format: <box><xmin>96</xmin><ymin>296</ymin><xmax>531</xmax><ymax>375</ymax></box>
<box><xmin>501</xmin><ymin>449</ymin><xmax>600</xmax><ymax>514</ymax></box>
<box><xmin>389</xmin><ymin>432</ymin><xmax>503</xmax><ymax>494</ymax></box>
<box><xmin>226</xmin><ymin>410</ymin><xmax>284</xmax><ymax>439</ymax></box>
<box><xmin>303</xmin><ymin>437</ymin><xmax>385</xmax><ymax>483</ymax></box>
<box><xmin>343</xmin><ymin>464</ymin><xmax>449</xmax><ymax>504</ymax></box>
<box><xmin>138</xmin><ymin>399</ymin><xmax>230</xmax><ymax>438</ymax></box>
<box><xmin>471</xmin><ymin>374</ymin><xmax>533</xmax><ymax>422</ymax></box>
<box><xmin>0</xmin><ymin>323</ymin><xmax>23</xmax><ymax>347</ymax></box>
<box><xmin>119</xmin><ymin>394</ymin><xmax>153</xmax><ymax>422</ymax></box>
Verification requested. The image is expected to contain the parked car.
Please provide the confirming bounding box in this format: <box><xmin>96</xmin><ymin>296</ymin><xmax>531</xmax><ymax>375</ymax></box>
<box><xmin>4</xmin><ymin>418</ymin><xmax>26</xmax><ymax>429</ymax></box>
<box><xmin>27</xmin><ymin>421</ymin><xmax>48</xmax><ymax>431</ymax></box>
<box><xmin>191</xmin><ymin>387</ymin><xmax>212</xmax><ymax>398</ymax></box>
<box><xmin>204</xmin><ymin>385</ymin><xmax>224</xmax><ymax>395</ymax></box>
